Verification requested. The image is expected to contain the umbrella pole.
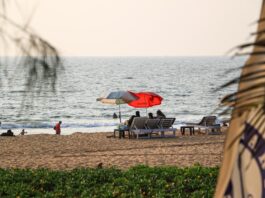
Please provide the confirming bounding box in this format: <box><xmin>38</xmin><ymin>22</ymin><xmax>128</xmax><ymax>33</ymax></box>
<box><xmin>144</xmin><ymin>95</ymin><xmax>148</xmax><ymax>116</ymax></box>
<box><xmin>119</xmin><ymin>104</ymin><xmax>121</xmax><ymax>123</ymax></box>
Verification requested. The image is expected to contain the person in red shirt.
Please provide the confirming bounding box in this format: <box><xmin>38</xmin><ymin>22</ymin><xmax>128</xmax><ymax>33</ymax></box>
<box><xmin>54</xmin><ymin>121</ymin><xmax>62</xmax><ymax>135</ymax></box>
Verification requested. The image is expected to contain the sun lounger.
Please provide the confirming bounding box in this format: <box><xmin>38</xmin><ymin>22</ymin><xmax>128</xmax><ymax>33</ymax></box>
<box><xmin>157</xmin><ymin>118</ymin><xmax>177</xmax><ymax>137</ymax></box>
<box><xmin>145</xmin><ymin>118</ymin><xmax>161</xmax><ymax>137</ymax></box>
<box><xmin>186</xmin><ymin>116</ymin><xmax>221</xmax><ymax>134</ymax></box>
<box><xmin>129</xmin><ymin>117</ymin><xmax>150</xmax><ymax>138</ymax></box>
<box><xmin>145</xmin><ymin>118</ymin><xmax>160</xmax><ymax>129</ymax></box>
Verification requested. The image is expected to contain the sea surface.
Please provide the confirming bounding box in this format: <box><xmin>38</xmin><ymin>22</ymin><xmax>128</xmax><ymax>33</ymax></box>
<box><xmin>0</xmin><ymin>56</ymin><xmax>244</xmax><ymax>135</ymax></box>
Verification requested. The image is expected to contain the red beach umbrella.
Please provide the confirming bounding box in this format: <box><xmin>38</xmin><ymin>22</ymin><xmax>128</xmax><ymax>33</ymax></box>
<box><xmin>128</xmin><ymin>91</ymin><xmax>163</xmax><ymax>108</ymax></box>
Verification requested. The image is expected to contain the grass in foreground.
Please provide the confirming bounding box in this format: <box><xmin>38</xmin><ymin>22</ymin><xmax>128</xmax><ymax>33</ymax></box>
<box><xmin>0</xmin><ymin>165</ymin><xmax>218</xmax><ymax>198</ymax></box>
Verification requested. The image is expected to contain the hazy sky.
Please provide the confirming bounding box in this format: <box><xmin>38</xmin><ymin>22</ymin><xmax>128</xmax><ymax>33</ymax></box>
<box><xmin>8</xmin><ymin>0</ymin><xmax>262</xmax><ymax>56</ymax></box>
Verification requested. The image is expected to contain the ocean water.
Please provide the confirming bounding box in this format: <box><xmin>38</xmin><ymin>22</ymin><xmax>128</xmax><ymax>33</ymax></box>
<box><xmin>0</xmin><ymin>56</ymin><xmax>244</xmax><ymax>135</ymax></box>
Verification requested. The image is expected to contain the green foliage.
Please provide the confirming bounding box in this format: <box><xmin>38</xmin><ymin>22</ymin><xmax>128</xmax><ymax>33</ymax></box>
<box><xmin>0</xmin><ymin>165</ymin><xmax>219</xmax><ymax>198</ymax></box>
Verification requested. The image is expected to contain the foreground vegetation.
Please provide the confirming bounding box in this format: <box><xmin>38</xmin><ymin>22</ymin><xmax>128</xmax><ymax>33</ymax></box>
<box><xmin>0</xmin><ymin>165</ymin><xmax>218</xmax><ymax>197</ymax></box>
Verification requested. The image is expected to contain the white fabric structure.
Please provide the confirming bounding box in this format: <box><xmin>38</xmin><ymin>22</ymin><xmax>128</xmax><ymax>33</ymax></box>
<box><xmin>97</xmin><ymin>91</ymin><xmax>138</xmax><ymax>123</ymax></box>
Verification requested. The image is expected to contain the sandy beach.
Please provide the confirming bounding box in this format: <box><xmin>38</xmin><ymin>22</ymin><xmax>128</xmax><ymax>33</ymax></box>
<box><xmin>0</xmin><ymin>130</ymin><xmax>225</xmax><ymax>170</ymax></box>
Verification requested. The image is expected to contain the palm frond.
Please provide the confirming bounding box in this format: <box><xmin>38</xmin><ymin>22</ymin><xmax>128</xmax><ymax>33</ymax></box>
<box><xmin>224</xmin><ymin>61</ymin><xmax>265</xmax><ymax>74</ymax></box>
<box><xmin>0</xmin><ymin>0</ymin><xmax>62</xmax><ymax>98</ymax></box>
<box><xmin>219</xmin><ymin>9</ymin><xmax>265</xmax><ymax>118</ymax></box>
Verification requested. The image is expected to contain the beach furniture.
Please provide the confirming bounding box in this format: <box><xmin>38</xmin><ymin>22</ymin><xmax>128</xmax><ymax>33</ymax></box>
<box><xmin>113</xmin><ymin>128</ymin><xmax>126</xmax><ymax>138</ymax></box>
<box><xmin>128</xmin><ymin>117</ymin><xmax>149</xmax><ymax>138</ymax></box>
<box><xmin>145</xmin><ymin>118</ymin><xmax>161</xmax><ymax>137</ymax></box>
<box><xmin>145</xmin><ymin>118</ymin><xmax>160</xmax><ymax>129</ymax></box>
<box><xmin>129</xmin><ymin>117</ymin><xmax>176</xmax><ymax>139</ymax></box>
<box><xmin>180</xmin><ymin>126</ymin><xmax>195</xmax><ymax>135</ymax></box>
<box><xmin>185</xmin><ymin>116</ymin><xmax>221</xmax><ymax>134</ymax></box>
<box><xmin>159</xmin><ymin>118</ymin><xmax>175</xmax><ymax>129</ymax></box>
<box><xmin>156</xmin><ymin>118</ymin><xmax>177</xmax><ymax>137</ymax></box>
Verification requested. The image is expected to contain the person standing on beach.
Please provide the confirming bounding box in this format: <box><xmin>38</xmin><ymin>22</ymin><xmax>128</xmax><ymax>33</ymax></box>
<box><xmin>54</xmin><ymin>121</ymin><xmax>62</xmax><ymax>135</ymax></box>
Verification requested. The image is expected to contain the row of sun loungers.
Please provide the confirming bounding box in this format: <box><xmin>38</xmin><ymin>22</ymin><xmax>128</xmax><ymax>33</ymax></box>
<box><xmin>128</xmin><ymin>117</ymin><xmax>177</xmax><ymax>139</ymax></box>
<box><xmin>114</xmin><ymin>116</ymin><xmax>225</xmax><ymax>139</ymax></box>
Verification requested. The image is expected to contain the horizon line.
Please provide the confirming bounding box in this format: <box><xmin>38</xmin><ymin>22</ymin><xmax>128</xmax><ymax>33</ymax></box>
<box><xmin>0</xmin><ymin>55</ymin><xmax>246</xmax><ymax>58</ymax></box>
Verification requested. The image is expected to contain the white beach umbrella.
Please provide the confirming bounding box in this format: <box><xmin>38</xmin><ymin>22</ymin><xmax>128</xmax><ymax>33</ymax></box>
<box><xmin>97</xmin><ymin>91</ymin><xmax>138</xmax><ymax>123</ymax></box>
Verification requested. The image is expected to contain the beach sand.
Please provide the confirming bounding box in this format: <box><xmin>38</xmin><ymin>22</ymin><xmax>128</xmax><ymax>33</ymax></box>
<box><xmin>0</xmin><ymin>130</ymin><xmax>225</xmax><ymax>170</ymax></box>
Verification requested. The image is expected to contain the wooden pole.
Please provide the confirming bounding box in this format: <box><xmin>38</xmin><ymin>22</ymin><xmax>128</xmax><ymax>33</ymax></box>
<box><xmin>119</xmin><ymin>104</ymin><xmax>121</xmax><ymax>123</ymax></box>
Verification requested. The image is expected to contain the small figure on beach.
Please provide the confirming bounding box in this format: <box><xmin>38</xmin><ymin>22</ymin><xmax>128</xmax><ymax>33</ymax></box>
<box><xmin>127</xmin><ymin>111</ymin><xmax>140</xmax><ymax>127</ymax></box>
<box><xmin>148</xmin><ymin>112</ymin><xmax>154</xmax><ymax>119</ymax></box>
<box><xmin>19</xmin><ymin>129</ymin><xmax>27</xmax><ymax>135</ymax></box>
<box><xmin>113</xmin><ymin>113</ymin><xmax>118</xmax><ymax>119</ymax></box>
<box><xmin>54</xmin><ymin>121</ymin><xmax>62</xmax><ymax>135</ymax></box>
<box><xmin>156</xmin><ymin>110</ymin><xmax>166</xmax><ymax>119</ymax></box>
<box><xmin>1</xmin><ymin>129</ymin><xmax>15</xmax><ymax>137</ymax></box>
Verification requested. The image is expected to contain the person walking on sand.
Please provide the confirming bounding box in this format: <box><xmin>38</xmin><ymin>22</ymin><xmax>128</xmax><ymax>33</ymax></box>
<box><xmin>19</xmin><ymin>129</ymin><xmax>27</xmax><ymax>135</ymax></box>
<box><xmin>54</xmin><ymin>121</ymin><xmax>62</xmax><ymax>135</ymax></box>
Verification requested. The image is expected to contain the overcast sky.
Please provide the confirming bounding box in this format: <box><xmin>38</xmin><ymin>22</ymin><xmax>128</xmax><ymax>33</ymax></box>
<box><xmin>8</xmin><ymin>0</ymin><xmax>263</xmax><ymax>56</ymax></box>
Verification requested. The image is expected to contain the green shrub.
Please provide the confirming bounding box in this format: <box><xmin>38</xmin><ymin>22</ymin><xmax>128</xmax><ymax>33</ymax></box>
<box><xmin>0</xmin><ymin>165</ymin><xmax>219</xmax><ymax>197</ymax></box>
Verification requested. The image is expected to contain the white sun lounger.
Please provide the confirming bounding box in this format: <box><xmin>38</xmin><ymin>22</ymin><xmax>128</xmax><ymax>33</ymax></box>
<box><xmin>185</xmin><ymin>116</ymin><xmax>221</xmax><ymax>134</ymax></box>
